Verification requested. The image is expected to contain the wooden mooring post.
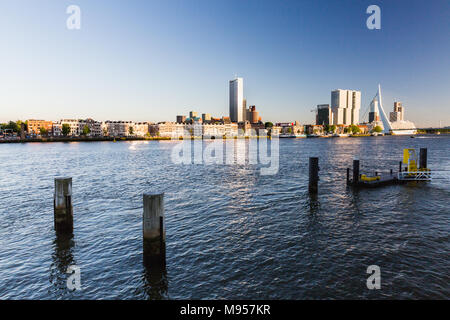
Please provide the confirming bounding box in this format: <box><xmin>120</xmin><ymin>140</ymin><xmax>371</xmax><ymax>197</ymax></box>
<box><xmin>353</xmin><ymin>160</ymin><xmax>360</xmax><ymax>184</ymax></box>
<box><xmin>346</xmin><ymin>168</ymin><xmax>350</xmax><ymax>185</ymax></box>
<box><xmin>143</xmin><ymin>193</ymin><xmax>166</xmax><ymax>264</ymax></box>
<box><xmin>54</xmin><ymin>177</ymin><xmax>73</xmax><ymax>234</ymax></box>
<box><xmin>420</xmin><ymin>148</ymin><xmax>428</xmax><ymax>169</ymax></box>
<box><xmin>308</xmin><ymin>157</ymin><xmax>319</xmax><ymax>194</ymax></box>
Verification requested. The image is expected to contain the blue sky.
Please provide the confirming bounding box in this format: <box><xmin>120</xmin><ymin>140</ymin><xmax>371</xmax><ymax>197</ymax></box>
<box><xmin>0</xmin><ymin>0</ymin><xmax>449</xmax><ymax>127</ymax></box>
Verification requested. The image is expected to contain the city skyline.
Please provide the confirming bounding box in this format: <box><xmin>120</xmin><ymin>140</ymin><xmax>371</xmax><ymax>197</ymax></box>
<box><xmin>0</xmin><ymin>0</ymin><xmax>449</xmax><ymax>127</ymax></box>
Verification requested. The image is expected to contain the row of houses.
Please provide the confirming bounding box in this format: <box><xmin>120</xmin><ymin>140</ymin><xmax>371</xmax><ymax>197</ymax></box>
<box><xmin>150</xmin><ymin>121</ymin><xmax>295</xmax><ymax>137</ymax></box>
<box><xmin>27</xmin><ymin>119</ymin><xmax>152</xmax><ymax>137</ymax></box>
<box><xmin>26</xmin><ymin>119</ymin><xmax>371</xmax><ymax>138</ymax></box>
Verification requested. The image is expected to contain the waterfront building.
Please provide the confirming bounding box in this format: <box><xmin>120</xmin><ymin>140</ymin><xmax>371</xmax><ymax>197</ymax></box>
<box><xmin>134</xmin><ymin>122</ymin><xmax>150</xmax><ymax>137</ymax></box>
<box><xmin>52</xmin><ymin>122</ymin><xmax>62</xmax><ymax>136</ymax></box>
<box><xmin>369</xmin><ymin>98</ymin><xmax>380</xmax><ymax>123</ymax></box>
<box><xmin>226</xmin><ymin>123</ymin><xmax>239</xmax><ymax>137</ymax></box>
<box><xmin>331</xmin><ymin>89</ymin><xmax>361</xmax><ymax>125</ymax></box>
<box><xmin>201</xmin><ymin>123</ymin><xmax>239</xmax><ymax>137</ymax></box>
<box><xmin>185</xmin><ymin>123</ymin><xmax>203</xmax><ymax>137</ymax></box>
<box><xmin>238</xmin><ymin>121</ymin><xmax>252</xmax><ymax>136</ymax></box>
<box><xmin>305</xmin><ymin>125</ymin><xmax>325</xmax><ymax>135</ymax></box>
<box><xmin>203</xmin><ymin>123</ymin><xmax>224</xmax><ymax>137</ymax></box>
<box><xmin>390</xmin><ymin>102</ymin><xmax>404</xmax><ymax>122</ymax></box>
<box><xmin>357</xmin><ymin>125</ymin><xmax>369</xmax><ymax>134</ymax></box>
<box><xmin>316</xmin><ymin>104</ymin><xmax>332</xmax><ymax>125</ymax></box>
<box><xmin>229</xmin><ymin>77</ymin><xmax>244</xmax><ymax>122</ymax></box>
<box><xmin>270</xmin><ymin>126</ymin><xmax>282</xmax><ymax>136</ymax></box>
<box><xmin>209</xmin><ymin>117</ymin><xmax>222</xmax><ymax>124</ymax></box>
<box><xmin>78</xmin><ymin>118</ymin><xmax>102</xmax><ymax>136</ymax></box>
<box><xmin>202</xmin><ymin>113</ymin><xmax>211</xmax><ymax>123</ymax></box>
<box><xmin>101</xmin><ymin>122</ymin><xmax>108</xmax><ymax>136</ymax></box>
<box><xmin>176</xmin><ymin>115</ymin><xmax>186</xmax><ymax>123</ymax></box>
<box><xmin>185</xmin><ymin>116</ymin><xmax>202</xmax><ymax>124</ymax></box>
<box><xmin>103</xmin><ymin>121</ymin><xmax>134</xmax><ymax>137</ymax></box>
<box><xmin>250</xmin><ymin>122</ymin><xmax>266</xmax><ymax>135</ymax></box>
<box><xmin>189</xmin><ymin>111</ymin><xmax>198</xmax><ymax>119</ymax></box>
<box><xmin>148</xmin><ymin>122</ymin><xmax>239</xmax><ymax>138</ymax></box>
<box><xmin>246</xmin><ymin>105</ymin><xmax>259</xmax><ymax>124</ymax></box>
<box><xmin>277</xmin><ymin>121</ymin><xmax>305</xmax><ymax>135</ymax></box>
<box><xmin>27</xmin><ymin>119</ymin><xmax>53</xmax><ymax>135</ymax></box>
<box><xmin>60</xmin><ymin>119</ymin><xmax>81</xmax><ymax>136</ymax></box>
<box><xmin>222</xmin><ymin>116</ymin><xmax>231</xmax><ymax>124</ymax></box>
<box><xmin>388</xmin><ymin>102</ymin><xmax>416</xmax><ymax>134</ymax></box>
<box><xmin>149</xmin><ymin>122</ymin><xmax>186</xmax><ymax>138</ymax></box>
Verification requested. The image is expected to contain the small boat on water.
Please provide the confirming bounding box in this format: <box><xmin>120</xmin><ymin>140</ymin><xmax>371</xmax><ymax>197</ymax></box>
<box><xmin>333</xmin><ymin>133</ymin><xmax>350</xmax><ymax>137</ymax></box>
<box><xmin>280</xmin><ymin>134</ymin><xmax>307</xmax><ymax>138</ymax></box>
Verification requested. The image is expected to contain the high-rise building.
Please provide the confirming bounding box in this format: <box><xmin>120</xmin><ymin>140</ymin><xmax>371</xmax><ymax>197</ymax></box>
<box><xmin>176</xmin><ymin>115</ymin><xmax>186</xmax><ymax>123</ymax></box>
<box><xmin>369</xmin><ymin>98</ymin><xmax>380</xmax><ymax>123</ymax></box>
<box><xmin>246</xmin><ymin>105</ymin><xmax>259</xmax><ymax>124</ymax></box>
<box><xmin>189</xmin><ymin>111</ymin><xmax>198</xmax><ymax>119</ymax></box>
<box><xmin>390</xmin><ymin>102</ymin><xmax>404</xmax><ymax>122</ymax></box>
<box><xmin>331</xmin><ymin>89</ymin><xmax>361</xmax><ymax>125</ymax></box>
<box><xmin>316</xmin><ymin>104</ymin><xmax>332</xmax><ymax>125</ymax></box>
<box><xmin>229</xmin><ymin>77</ymin><xmax>244</xmax><ymax>123</ymax></box>
<box><xmin>202</xmin><ymin>113</ymin><xmax>211</xmax><ymax>123</ymax></box>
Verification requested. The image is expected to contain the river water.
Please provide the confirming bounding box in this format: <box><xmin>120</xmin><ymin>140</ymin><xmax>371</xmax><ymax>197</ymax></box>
<box><xmin>0</xmin><ymin>136</ymin><xmax>449</xmax><ymax>299</ymax></box>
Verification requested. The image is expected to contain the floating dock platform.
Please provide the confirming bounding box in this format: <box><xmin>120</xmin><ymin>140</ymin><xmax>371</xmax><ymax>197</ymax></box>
<box><xmin>347</xmin><ymin>172</ymin><xmax>405</xmax><ymax>188</ymax></box>
<box><xmin>346</xmin><ymin>148</ymin><xmax>431</xmax><ymax>189</ymax></box>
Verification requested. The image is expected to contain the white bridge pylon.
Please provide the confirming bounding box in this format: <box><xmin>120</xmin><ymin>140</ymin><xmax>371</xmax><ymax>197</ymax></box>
<box><xmin>375</xmin><ymin>84</ymin><xmax>392</xmax><ymax>134</ymax></box>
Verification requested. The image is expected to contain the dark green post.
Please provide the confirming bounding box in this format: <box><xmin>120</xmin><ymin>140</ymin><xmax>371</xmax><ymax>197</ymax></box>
<box><xmin>420</xmin><ymin>148</ymin><xmax>428</xmax><ymax>169</ymax></box>
<box><xmin>309</xmin><ymin>157</ymin><xmax>319</xmax><ymax>194</ymax></box>
<box><xmin>353</xmin><ymin>160</ymin><xmax>360</xmax><ymax>185</ymax></box>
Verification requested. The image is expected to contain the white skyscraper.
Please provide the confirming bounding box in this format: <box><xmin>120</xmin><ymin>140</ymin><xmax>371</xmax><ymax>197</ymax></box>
<box><xmin>229</xmin><ymin>77</ymin><xmax>244</xmax><ymax>123</ymax></box>
<box><xmin>331</xmin><ymin>89</ymin><xmax>361</xmax><ymax>125</ymax></box>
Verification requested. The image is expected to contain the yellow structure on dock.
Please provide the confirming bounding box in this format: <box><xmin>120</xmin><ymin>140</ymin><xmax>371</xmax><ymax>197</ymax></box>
<box><xmin>399</xmin><ymin>148</ymin><xmax>431</xmax><ymax>181</ymax></box>
<box><xmin>347</xmin><ymin>148</ymin><xmax>431</xmax><ymax>188</ymax></box>
<box><xmin>403</xmin><ymin>148</ymin><xmax>418</xmax><ymax>172</ymax></box>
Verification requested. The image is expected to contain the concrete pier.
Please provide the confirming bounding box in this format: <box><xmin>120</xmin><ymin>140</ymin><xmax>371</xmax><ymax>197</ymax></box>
<box><xmin>143</xmin><ymin>193</ymin><xmax>165</xmax><ymax>263</ymax></box>
<box><xmin>308</xmin><ymin>157</ymin><xmax>319</xmax><ymax>194</ymax></box>
<box><xmin>54</xmin><ymin>177</ymin><xmax>73</xmax><ymax>233</ymax></box>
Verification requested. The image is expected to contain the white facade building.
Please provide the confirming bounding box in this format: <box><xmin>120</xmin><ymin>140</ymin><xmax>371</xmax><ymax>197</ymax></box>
<box><xmin>79</xmin><ymin>119</ymin><xmax>102</xmax><ymax>136</ymax></box>
<box><xmin>134</xmin><ymin>122</ymin><xmax>150</xmax><ymax>137</ymax></box>
<box><xmin>149</xmin><ymin>122</ymin><xmax>239</xmax><ymax>138</ymax></box>
<box><xmin>60</xmin><ymin>119</ymin><xmax>80</xmax><ymax>136</ymax></box>
<box><xmin>149</xmin><ymin>122</ymin><xmax>186</xmax><ymax>138</ymax></box>
<box><xmin>229</xmin><ymin>77</ymin><xmax>244</xmax><ymax>123</ymax></box>
<box><xmin>331</xmin><ymin>89</ymin><xmax>361</xmax><ymax>125</ymax></box>
<box><xmin>103</xmin><ymin>121</ymin><xmax>134</xmax><ymax>137</ymax></box>
<box><xmin>52</xmin><ymin>122</ymin><xmax>62</xmax><ymax>136</ymax></box>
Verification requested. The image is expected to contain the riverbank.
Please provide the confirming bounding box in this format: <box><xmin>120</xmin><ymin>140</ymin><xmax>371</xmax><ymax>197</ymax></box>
<box><xmin>0</xmin><ymin>136</ymin><xmax>171</xmax><ymax>143</ymax></box>
<box><xmin>0</xmin><ymin>133</ymin><xmax>447</xmax><ymax>144</ymax></box>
